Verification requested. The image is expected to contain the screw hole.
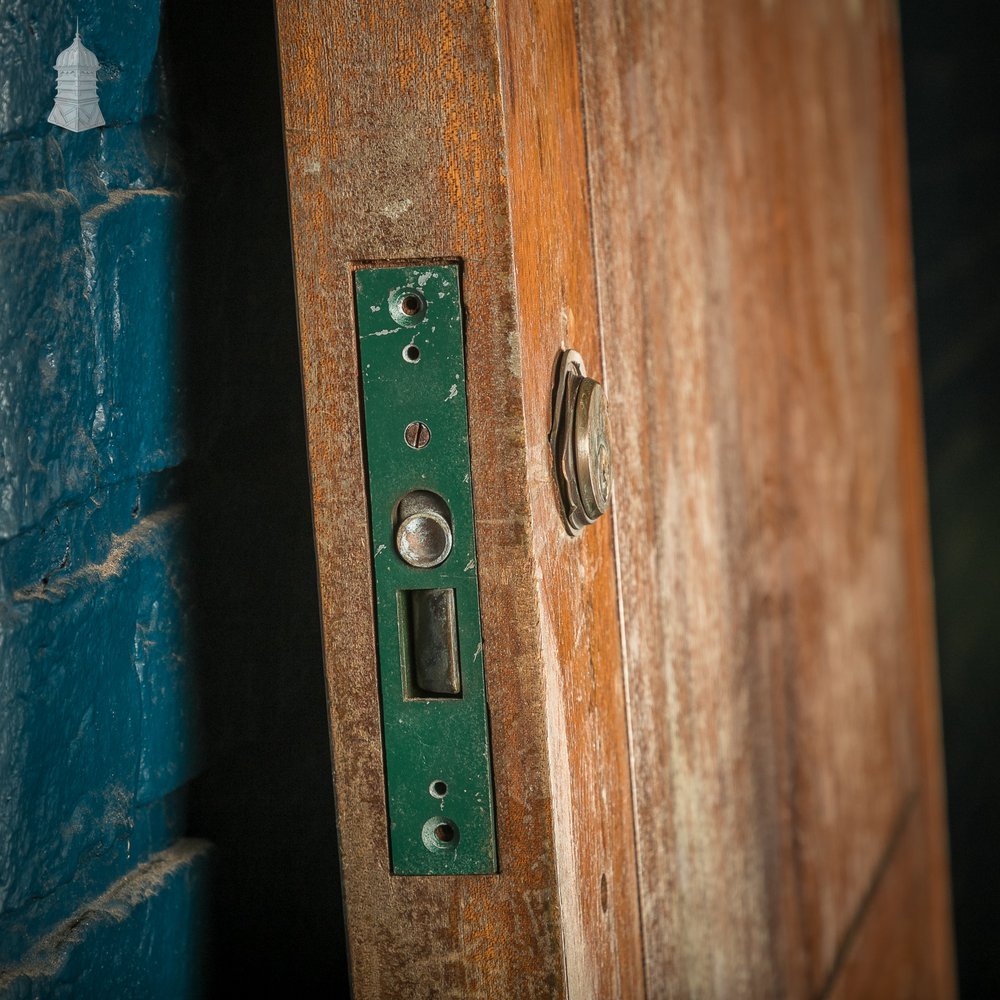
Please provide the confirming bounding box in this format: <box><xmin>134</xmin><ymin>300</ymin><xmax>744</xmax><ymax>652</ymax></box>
<box><xmin>430</xmin><ymin>780</ymin><xmax>448</xmax><ymax>798</ymax></box>
<box><xmin>402</xmin><ymin>343</ymin><xmax>421</xmax><ymax>363</ymax></box>
<box><xmin>401</xmin><ymin>293</ymin><xmax>423</xmax><ymax>316</ymax></box>
<box><xmin>389</xmin><ymin>289</ymin><xmax>427</xmax><ymax>326</ymax></box>
<box><xmin>421</xmin><ymin>815</ymin><xmax>460</xmax><ymax>851</ymax></box>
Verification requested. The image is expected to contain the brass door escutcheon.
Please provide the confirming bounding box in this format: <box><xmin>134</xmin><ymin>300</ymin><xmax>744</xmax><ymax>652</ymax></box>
<box><xmin>550</xmin><ymin>349</ymin><xmax>613</xmax><ymax>535</ymax></box>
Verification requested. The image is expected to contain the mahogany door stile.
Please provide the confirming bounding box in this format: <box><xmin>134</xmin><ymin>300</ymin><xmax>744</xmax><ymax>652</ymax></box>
<box><xmin>273</xmin><ymin>1</ymin><xmax>641</xmax><ymax>996</ymax></box>
<box><xmin>492</xmin><ymin>1</ymin><xmax>645</xmax><ymax>996</ymax></box>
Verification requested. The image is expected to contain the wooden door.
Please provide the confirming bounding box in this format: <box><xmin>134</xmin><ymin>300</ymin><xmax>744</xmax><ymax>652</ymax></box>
<box><xmin>273</xmin><ymin>2</ymin><xmax>954</xmax><ymax>996</ymax></box>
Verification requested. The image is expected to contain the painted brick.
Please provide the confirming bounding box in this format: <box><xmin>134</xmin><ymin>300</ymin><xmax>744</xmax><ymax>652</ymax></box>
<box><xmin>0</xmin><ymin>4</ymin><xmax>74</xmax><ymax>140</ymax></box>
<box><xmin>54</xmin><ymin>123</ymin><xmax>172</xmax><ymax>215</ymax></box>
<box><xmin>0</xmin><ymin>189</ymin><xmax>96</xmax><ymax>539</ymax></box>
<box><xmin>0</xmin><ymin>125</ymin><xmax>170</xmax><ymax>208</ymax></box>
<box><xmin>0</xmin><ymin>480</ymin><xmax>199</xmax><ymax>963</ymax></box>
<box><xmin>0</xmin><ymin>136</ymin><xmax>63</xmax><ymax>196</ymax></box>
<box><xmin>0</xmin><ymin>840</ymin><xmax>209</xmax><ymax>999</ymax></box>
<box><xmin>81</xmin><ymin>188</ymin><xmax>183</xmax><ymax>484</ymax></box>
<box><xmin>0</xmin><ymin>187</ymin><xmax>181</xmax><ymax>540</ymax></box>
<box><xmin>1</xmin><ymin>2</ymin><xmax>178</xmax><ymax>539</ymax></box>
<box><xmin>0</xmin><ymin>0</ymin><xmax>205</xmax><ymax>985</ymax></box>
<box><xmin>79</xmin><ymin>123</ymin><xmax>173</xmax><ymax>196</ymax></box>
<box><xmin>80</xmin><ymin>2</ymin><xmax>164</xmax><ymax>127</ymax></box>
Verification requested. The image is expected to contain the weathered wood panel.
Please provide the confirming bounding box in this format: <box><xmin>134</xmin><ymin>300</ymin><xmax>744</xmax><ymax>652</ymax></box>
<box><xmin>274</xmin><ymin>3</ymin><xmax>566</xmax><ymax>995</ymax></box>
<box><xmin>491</xmin><ymin>0</ymin><xmax>646</xmax><ymax>996</ymax></box>
<box><xmin>827</xmin><ymin>794</ymin><xmax>937</xmax><ymax>999</ymax></box>
<box><xmin>575</xmin><ymin>0</ymin><xmax>955</xmax><ymax>995</ymax></box>
<box><xmin>277</xmin><ymin>0</ymin><xmax>954</xmax><ymax>995</ymax></box>
<box><xmin>275</xmin><ymin>1</ymin><xmax>642</xmax><ymax>995</ymax></box>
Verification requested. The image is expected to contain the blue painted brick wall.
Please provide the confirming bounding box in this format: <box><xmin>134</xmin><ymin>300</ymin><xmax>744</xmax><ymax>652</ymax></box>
<box><xmin>0</xmin><ymin>2</ymin><xmax>206</xmax><ymax>991</ymax></box>
<box><xmin>0</xmin><ymin>841</ymin><xmax>209</xmax><ymax>998</ymax></box>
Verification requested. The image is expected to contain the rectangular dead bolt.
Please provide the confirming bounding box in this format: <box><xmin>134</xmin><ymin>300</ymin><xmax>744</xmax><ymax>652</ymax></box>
<box><xmin>401</xmin><ymin>589</ymin><xmax>461</xmax><ymax>697</ymax></box>
<box><xmin>354</xmin><ymin>263</ymin><xmax>498</xmax><ymax>876</ymax></box>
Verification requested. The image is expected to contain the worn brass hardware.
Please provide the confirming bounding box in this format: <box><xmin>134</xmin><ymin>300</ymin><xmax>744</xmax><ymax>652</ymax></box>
<box><xmin>395</xmin><ymin>490</ymin><xmax>453</xmax><ymax>569</ymax></box>
<box><xmin>550</xmin><ymin>349</ymin><xmax>613</xmax><ymax>535</ymax></box>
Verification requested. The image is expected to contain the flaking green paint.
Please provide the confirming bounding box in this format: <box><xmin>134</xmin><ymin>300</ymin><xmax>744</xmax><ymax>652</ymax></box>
<box><xmin>355</xmin><ymin>264</ymin><xmax>498</xmax><ymax>876</ymax></box>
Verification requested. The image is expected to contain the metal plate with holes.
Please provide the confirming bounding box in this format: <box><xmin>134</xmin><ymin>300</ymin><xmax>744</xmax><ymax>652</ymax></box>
<box><xmin>354</xmin><ymin>263</ymin><xmax>497</xmax><ymax>875</ymax></box>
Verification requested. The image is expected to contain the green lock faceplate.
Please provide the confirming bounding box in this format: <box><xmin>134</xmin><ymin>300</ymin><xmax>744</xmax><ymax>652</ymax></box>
<box><xmin>353</xmin><ymin>263</ymin><xmax>498</xmax><ymax>875</ymax></box>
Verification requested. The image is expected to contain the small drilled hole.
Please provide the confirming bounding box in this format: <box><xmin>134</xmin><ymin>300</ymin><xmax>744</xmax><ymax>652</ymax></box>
<box><xmin>401</xmin><ymin>294</ymin><xmax>423</xmax><ymax>316</ymax></box>
<box><xmin>434</xmin><ymin>823</ymin><xmax>455</xmax><ymax>844</ymax></box>
<box><xmin>430</xmin><ymin>780</ymin><xmax>448</xmax><ymax>798</ymax></box>
<box><xmin>421</xmin><ymin>815</ymin><xmax>460</xmax><ymax>851</ymax></box>
<box><xmin>402</xmin><ymin>344</ymin><xmax>421</xmax><ymax>363</ymax></box>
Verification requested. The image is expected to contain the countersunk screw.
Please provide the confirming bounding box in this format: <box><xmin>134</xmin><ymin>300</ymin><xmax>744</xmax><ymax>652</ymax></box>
<box><xmin>404</xmin><ymin>420</ymin><xmax>431</xmax><ymax>450</ymax></box>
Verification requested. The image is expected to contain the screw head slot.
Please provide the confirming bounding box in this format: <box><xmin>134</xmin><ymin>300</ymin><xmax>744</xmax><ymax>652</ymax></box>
<box><xmin>404</xmin><ymin>420</ymin><xmax>431</xmax><ymax>449</ymax></box>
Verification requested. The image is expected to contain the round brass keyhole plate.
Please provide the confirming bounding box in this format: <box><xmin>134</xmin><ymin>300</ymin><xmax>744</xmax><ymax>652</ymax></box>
<box><xmin>550</xmin><ymin>349</ymin><xmax>614</xmax><ymax>535</ymax></box>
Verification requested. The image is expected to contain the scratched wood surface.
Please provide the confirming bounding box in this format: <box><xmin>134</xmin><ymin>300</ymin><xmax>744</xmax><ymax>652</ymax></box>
<box><xmin>491</xmin><ymin>2</ymin><xmax>645</xmax><ymax>997</ymax></box>
<box><xmin>273</xmin><ymin>0</ymin><xmax>645</xmax><ymax>995</ymax></box>
<box><xmin>276</xmin><ymin>0</ymin><xmax>954</xmax><ymax>996</ymax></box>
<box><xmin>273</xmin><ymin>2</ymin><xmax>566</xmax><ymax>996</ymax></box>
<box><xmin>574</xmin><ymin>0</ymin><xmax>955</xmax><ymax>996</ymax></box>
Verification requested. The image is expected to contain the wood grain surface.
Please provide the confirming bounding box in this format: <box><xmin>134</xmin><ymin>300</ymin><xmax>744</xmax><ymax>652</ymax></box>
<box><xmin>575</xmin><ymin>0</ymin><xmax>955</xmax><ymax>995</ymax></box>
<box><xmin>492</xmin><ymin>1</ymin><xmax>645</xmax><ymax>997</ymax></box>
<box><xmin>274</xmin><ymin>2</ymin><xmax>568</xmax><ymax>995</ymax></box>
<box><xmin>276</xmin><ymin>0</ymin><xmax>954</xmax><ymax>996</ymax></box>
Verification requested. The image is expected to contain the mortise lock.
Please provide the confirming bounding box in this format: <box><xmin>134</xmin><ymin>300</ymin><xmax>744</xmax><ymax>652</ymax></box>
<box><xmin>354</xmin><ymin>263</ymin><xmax>497</xmax><ymax>876</ymax></box>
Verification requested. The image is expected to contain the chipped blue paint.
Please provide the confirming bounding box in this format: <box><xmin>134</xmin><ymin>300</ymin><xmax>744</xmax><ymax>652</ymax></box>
<box><xmin>0</xmin><ymin>0</ymin><xmax>202</xmax><ymax>991</ymax></box>
<box><xmin>0</xmin><ymin>168</ymin><xmax>178</xmax><ymax>540</ymax></box>
<box><xmin>0</xmin><ymin>840</ymin><xmax>210</xmax><ymax>998</ymax></box>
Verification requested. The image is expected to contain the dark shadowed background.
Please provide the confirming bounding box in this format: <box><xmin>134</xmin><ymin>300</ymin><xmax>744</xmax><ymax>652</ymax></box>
<box><xmin>160</xmin><ymin>1</ymin><xmax>346</xmax><ymax>991</ymax></box>
<box><xmin>902</xmin><ymin>4</ymin><xmax>1000</xmax><ymax>995</ymax></box>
